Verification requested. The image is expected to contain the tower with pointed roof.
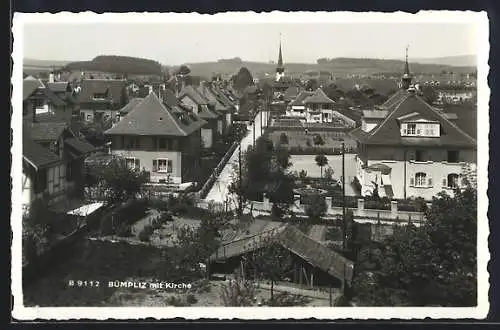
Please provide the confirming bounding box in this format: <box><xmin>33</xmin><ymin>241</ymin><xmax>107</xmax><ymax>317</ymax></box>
<box><xmin>401</xmin><ymin>45</ymin><xmax>412</xmax><ymax>90</ymax></box>
<box><xmin>276</xmin><ymin>35</ymin><xmax>285</xmax><ymax>82</ymax></box>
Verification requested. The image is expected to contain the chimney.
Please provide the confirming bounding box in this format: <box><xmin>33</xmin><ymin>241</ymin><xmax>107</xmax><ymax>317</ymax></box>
<box><xmin>49</xmin><ymin>72</ymin><xmax>55</xmax><ymax>83</ymax></box>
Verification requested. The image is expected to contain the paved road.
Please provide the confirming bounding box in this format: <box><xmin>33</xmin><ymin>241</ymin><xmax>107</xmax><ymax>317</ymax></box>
<box><xmin>204</xmin><ymin>111</ymin><xmax>269</xmax><ymax>207</ymax></box>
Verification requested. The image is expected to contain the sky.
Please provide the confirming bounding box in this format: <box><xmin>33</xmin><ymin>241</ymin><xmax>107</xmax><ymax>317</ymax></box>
<box><xmin>23</xmin><ymin>22</ymin><xmax>479</xmax><ymax>65</ymax></box>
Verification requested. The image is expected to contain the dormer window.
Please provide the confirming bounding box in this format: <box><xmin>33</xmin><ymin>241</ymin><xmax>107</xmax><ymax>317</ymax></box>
<box><xmin>93</xmin><ymin>92</ymin><xmax>107</xmax><ymax>100</ymax></box>
<box><xmin>401</xmin><ymin>122</ymin><xmax>440</xmax><ymax>137</ymax></box>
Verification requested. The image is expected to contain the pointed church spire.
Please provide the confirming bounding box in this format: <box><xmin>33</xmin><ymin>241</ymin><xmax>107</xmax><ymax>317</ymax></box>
<box><xmin>277</xmin><ymin>36</ymin><xmax>283</xmax><ymax>68</ymax></box>
<box><xmin>401</xmin><ymin>45</ymin><xmax>412</xmax><ymax>90</ymax></box>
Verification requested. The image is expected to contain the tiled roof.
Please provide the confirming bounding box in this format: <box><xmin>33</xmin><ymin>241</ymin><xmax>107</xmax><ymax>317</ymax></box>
<box><xmin>77</xmin><ymin>79</ymin><xmax>127</xmax><ymax>104</ymax></box>
<box><xmin>196</xmin><ymin>104</ymin><xmax>221</xmax><ymax>120</ymax></box>
<box><xmin>210</xmin><ymin>224</ymin><xmax>354</xmax><ymax>283</ymax></box>
<box><xmin>350</xmin><ymin>91</ymin><xmax>476</xmax><ymax>147</ymax></box>
<box><xmin>23</xmin><ymin>134</ymin><xmax>61</xmax><ymax>169</ymax></box>
<box><xmin>283</xmin><ymin>86</ymin><xmax>300</xmax><ymax>101</ymax></box>
<box><xmin>25</xmin><ymin>121</ymin><xmax>69</xmax><ymax>142</ymax></box>
<box><xmin>162</xmin><ymin>88</ymin><xmax>178</xmax><ymax>107</ymax></box>
<box><xmin>23</xmin><ymin>78</ymin><xmax>45</xmax><ymax>100</ymax></box>
<box><xmin>303</xmin><ymin>88</ymin><xmax>335</xmax><ymax>104</ymax></box>
<box><xmin>380</xmin><ymin>89</ymin><xmax>408</xmax><ymax>109</ymax></box>
<box><xmin>47</xmin><ymin>82</ymin><xmax>70</xmax><ymax>93</ymax></box>
<box><xmin>119</xmin><ymin>98</ymin><xmax>144</xmax><ymax>115</ymax></box>
<box><xmin>105</xmin><ymin>92</ymin><xmax>206</xmax><ymax>137</ymax></box>
<box><xmin>196</xmin><ymin>84</ymin><xmax>227</xmax><ymax>112</ymax></box>
<box><xmin>289</xmin><ymin>91</ymin><xmax>314</xmax><ymax>106</ymax></box>
<box><xmin>211</xmin><ymin>86</ymin><xmax>236</xmax><ymax>108</ymax></box>
<box><xmin>179</xmin><ymin>85</ymin><xmax>208</xmax><ymax>105</ymax></box>
<box><xmin>64</xmin><ymin>137</ymin><xmax>97</xmax><ymax>155</ymax></box>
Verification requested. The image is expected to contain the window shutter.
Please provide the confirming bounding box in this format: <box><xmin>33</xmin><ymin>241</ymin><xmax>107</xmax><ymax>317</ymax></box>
<box><xmin>167</xmin><ymin>160</ymin><xmax>173</xmax><ymax>173</ymax></box>
<box><xmin>442</xmin><ymin>178</ymin><xmax>447</xmax><ymax>187</ymax></box>
<box><xmin>153</xmin><ymin>159</ymin><xmax>157</xmax><ymax>172</ymax></box>
<box><xmin>410</xmin><ymin>177</ymin><xmax>415</xmax><ymax>186</ymax></box>
<box><xmin>428</xmin><ymin>176</ymin><xmax>433</xmax><ymax>186</ymax></box>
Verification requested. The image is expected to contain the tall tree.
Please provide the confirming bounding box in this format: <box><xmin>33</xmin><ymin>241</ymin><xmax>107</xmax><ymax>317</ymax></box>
<box><xmin>315</xmin><ymin>154</ymin><xmax>329</xmax><ymax>178</ymax></box>
<box><xmin>353</xmin><ymin>187</ymin><xmax>477</xmax><ymax>306</ymax></box>
<box><xmin>233</xmin><ymin>67</ymin><xmax>254</xmax><ymax>92</ymax></box>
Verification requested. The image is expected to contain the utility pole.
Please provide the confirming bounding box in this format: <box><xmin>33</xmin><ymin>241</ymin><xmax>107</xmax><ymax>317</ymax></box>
<box><xmin>238</xmin><ymin>145</ymin><xmax>243</xmax><ymax>217</ymax></box>
<box><xmin>253</xmin><ymin>110</ymin><xmax>256</xmax><ymax>147</ymax></box>
<box><xmin>342</xmin><ymin>141</ymin><xmax>347</xmax><ymax>251</ymax></box>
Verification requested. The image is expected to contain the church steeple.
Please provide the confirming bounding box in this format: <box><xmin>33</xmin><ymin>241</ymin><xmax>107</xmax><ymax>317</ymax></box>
<box><xmin>276</xmin><ymin>34</ymin><xmax>285</xmax><ymax>82</ymax></box>
<box><xmin>401</xmin><ymin>45</ymin><xmax>412</xmax><ymax>90</ymax></box>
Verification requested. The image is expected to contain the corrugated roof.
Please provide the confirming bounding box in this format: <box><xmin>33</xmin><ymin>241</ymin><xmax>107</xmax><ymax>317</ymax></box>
<box><xmin>303</xmin><ymin>88</ymin><xmax>335</xmax><ymax>104</ymax></box>
<box><xmin>105</xmin><ymin>92</ymin><xmax>206</xmax><ymax>137</ymax></box>
<box><xmin>211</xmin><ymin>224</ymin><xmax>354</xmax><ymax>282</ymax></box>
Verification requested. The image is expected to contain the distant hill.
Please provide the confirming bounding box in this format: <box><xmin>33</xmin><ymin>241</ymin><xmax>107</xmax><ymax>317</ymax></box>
<box><xmin>184</xmin><ymin>57</ymin><xmax>476</xmax><ymax>79</ymax></box>
<box><xmin>24</xmin><ymin>58</ymin><xmax>72</xmax><ymax>68</ymax></box>
<box><xmin>413</xmin><ymin>55</ymin><xmax>477</xmax><ymax>67</ymax></box>
<box><xmin>62</xmin><ymin>55</ymin><xmax>163</xmax><ymax>75</ymax></box>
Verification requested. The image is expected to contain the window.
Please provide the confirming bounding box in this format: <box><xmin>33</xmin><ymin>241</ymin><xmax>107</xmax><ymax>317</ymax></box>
<box><xmin>407</xmin><ymin>123</ymin><xmax>416</xmax><ymax>135</ymax></box>
<box><xmin>415</xmin><ymin>150</ymin><xmax>426</xmax><ymax>162</ymax></box>
<box><xmin>34</xmin><ymin>98</ymin><xmax>45</xmax><ymax>108</ymax></box>
<box><xmin>447</xmin><ymin>150</ymin><xmax>460</xmax><ymax>163</ymax></box>
<box><xmin>93</xmin><ymin>92</ymin><xmax>107</xmax><ymax>100</ymax></box>
<box><xmin>415</xmin><ymin>172</ymin><xmax>427</xmax><ymax>187</ymax></box>
<box><xmin>126</xmin><ymin>157</ymin><xmax>140</xmax><ymax>170</ymax></box>
<box><xmin>153</xmin><ymin>159</ymin><xmax>173</xmax><ymax>173</ymax></box>
<box><xmin>86</xmin><ymin>114</ymin><xmax>93</xmax><ymax>121</ymax></box>
<box><xmin>447</xmin><ymin>173</ymin><xmax>459</xmax><ymax>188</ymax></box>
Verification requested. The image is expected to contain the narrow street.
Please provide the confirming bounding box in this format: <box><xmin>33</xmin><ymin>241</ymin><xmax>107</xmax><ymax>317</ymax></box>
<box><xmin>204</xmin><ymin>110</ymin><xmax>269</xmax><ymax>208</ymax></box>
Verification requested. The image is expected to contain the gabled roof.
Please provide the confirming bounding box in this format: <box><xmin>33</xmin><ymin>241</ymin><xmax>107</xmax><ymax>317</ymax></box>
<box><xmin>105</xmin><ymin>92</ymin><xmax>206</xmax><ymax>137</ymax></box>
<box><xmin>283</xmin><ymin>86</ymin><xmax>300</xmax><ymax>101</ymax></box>
<box><xmin>23</xmin><ymin>134</ymin><xmax>61</xmax><ymax>170</ymax></box>
<box><xmin>289</xmin><ymin>91</ymin><xmax>314</xmax><ymax>106</ymax></box>
<box><xmin>47</xmin><ymin>82</ymin><xmax>70</xmax><ymax>93</ymax></box>
<box><xmin>23</xmin><ymin>78</ymin><xmax>45</xmax><ymax>100</ymax></box>
<box><xmin>25</xmin><ymin>121</ymin><xmax>70</xmax><ymax>142</ymax></box>
<box><xmin>350</xmin><ymin>91</ymin><xmax>476</xmax><ymax>147</ymax></box>
<box><xmin>179</xmin><ymin>85</ymin><xmax>208</xmax><ymax>105</ymax></box>
<box><xmin>197</xmin><ymin>84</ymin><xmax>228</xmax><ymax>112</ymax></box>
<box><xmin>210</xmin><ymin>224</ymin><xmax>354</xmax><ymax>283</ymax></box>
<box><xmin>77</xmin><ymin>79</ymin><xmax>127</xmax><ymax>104</ymax></box>
<box><xmin>119</xmin><ymin>98</ymin><xmax>144</xmax><ymax>115</ymax></box>
<box><xmin>64</xmin><ymin>137</ymin><xmax>96</xmax><ymax>154</ymax></box>
<box><xmin>211</xmin><ymin>86</ymin><xmax>236</xmax><ymax>108</ymax></box>
<box><xmin>303</xmin><ymin>88</ymin><xmax>335</xmax><ymax>104</ymax></box>
<box><xmin>196</xmin><ymin>104</ymin><xmax>222</xmax><ymax>120</ymax></box>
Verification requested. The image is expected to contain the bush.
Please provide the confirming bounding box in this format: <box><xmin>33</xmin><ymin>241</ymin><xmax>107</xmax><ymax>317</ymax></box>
<box><xmin>313</xmin><ymin>134</ymin><xmax>325</xmax><ymax>146</ymax></box>
<box><xmin>305</xmin><ymin>194</ymin><xmax>327</xmax><ymax>220</ymax></box>
<box><xmin>186</xmin><ymin>294</ymin><xmax>198</xmax><ymax>305</ymax></box>
<box><xmin>116</xmin><ymin>224</ymin><xmax>133</xmax><ymax>237</ymax></box>
<box><xmin>334</xmin><ymin>295</ymin><xmax>351</xmax><ymax>306</ymax></box>
<box><xmin>166</xmin><ymin>295</ymin><xmax>186</xmax><ymax>306</ymax></box>
<box><xmin>138</xmin><ymin>224</ymin><xmax>154</xmax><ymax>242</ymax></box>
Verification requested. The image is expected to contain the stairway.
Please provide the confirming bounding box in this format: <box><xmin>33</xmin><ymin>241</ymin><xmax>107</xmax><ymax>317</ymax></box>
<box><xmin>461</xmin><ymin>163</ymin><xmax>477</xmax><ymax>189</ymax></box>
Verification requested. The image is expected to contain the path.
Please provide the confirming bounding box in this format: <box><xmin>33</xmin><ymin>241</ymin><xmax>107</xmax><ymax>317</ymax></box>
<box><xmin>204</xmin><ymin>110</ymin><xmax>269</xmax><ymax>207</ymax></box>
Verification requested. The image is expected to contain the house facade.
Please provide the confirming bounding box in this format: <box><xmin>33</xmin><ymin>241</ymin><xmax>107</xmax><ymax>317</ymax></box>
<box><xmin>178</xmin><ymin>85</ymin><xmax>222</xmax><ymax>149</ymax></box>
<box><xmin>350</xmin><ymin>62</ymin><xmax>477</xmax><ymax>201</ymax></box>
<box><xmin>22</xmin><ymin>123</ymin><xmax>96</xmax><ymax>212</ymax></box>
<box><xmin>104</xmin><ymin>92</ymin><xmax>206</xmax><ymax>184</ymax></box>
<box><xmin>76</xmin><ymin>79</ymin><xmax>128</xmax><ymax>123</ymax></box>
